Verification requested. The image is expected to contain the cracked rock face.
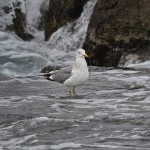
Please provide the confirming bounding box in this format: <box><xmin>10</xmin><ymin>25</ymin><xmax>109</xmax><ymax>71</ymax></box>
<box><xmin>83</xmin><ymin>0</ymin><xmax>150</xmax><ymax>67</ymax></box>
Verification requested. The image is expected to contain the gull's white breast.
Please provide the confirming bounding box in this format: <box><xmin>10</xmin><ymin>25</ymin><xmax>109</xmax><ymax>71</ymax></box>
<box><xmin>64</xmin><ymin>57</ymin><xmax>89</xmax><ymax>86</ymax></box>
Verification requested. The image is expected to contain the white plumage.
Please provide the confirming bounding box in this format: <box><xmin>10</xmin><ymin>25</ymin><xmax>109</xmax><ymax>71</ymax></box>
<box><xmin>48</xmin><ymin>49</ymin><xmax>89</xmax><ymax>96</ymax></box>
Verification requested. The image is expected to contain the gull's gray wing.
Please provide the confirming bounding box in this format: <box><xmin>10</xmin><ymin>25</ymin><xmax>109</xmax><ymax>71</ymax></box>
<box><xmin>51</xmin><ymin>66</ymin><xmax>72</xmax><ymax>84</ymax></box>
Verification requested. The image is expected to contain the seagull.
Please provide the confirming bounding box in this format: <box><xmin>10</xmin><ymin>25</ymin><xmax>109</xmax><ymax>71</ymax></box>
<box><xmin>43</xmin><ymin>49</ymin><xmax>89</xmax><ymax>96</ymax></box>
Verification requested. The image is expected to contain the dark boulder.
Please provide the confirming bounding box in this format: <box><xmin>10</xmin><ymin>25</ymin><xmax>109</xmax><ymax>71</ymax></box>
<box><xmin>83</xmin><ymin>0</ymin><xmax>150</xmax><ymax>67</ymax></box>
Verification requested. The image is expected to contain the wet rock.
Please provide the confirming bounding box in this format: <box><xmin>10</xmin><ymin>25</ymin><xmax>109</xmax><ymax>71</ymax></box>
<box><xmin>5</xmin><ymin>24</ymin><xmax>14</xmax><ymax>32</ymax></box>
<box><xmin>38</xmin><ymin>0</ymin><xmax>50</xmax><ymax>31</ymax></box>
<box><xmin>119</xmin><ymin>53</ymin><xmax>140</xmax><ymax>67</ymax></box>
<box><xmin>44</xmin><ymin>0</ymin><xmax>89</xmax><ymax>41</ymax></box>
<box><xmin>3</xmin><ymin>1</ymin><xmax>34</xmax><ymax>41</ymax></box>
<box><xmin>119</xmin><ymin>49</ymin><xmax>150</xmax><ymax>67</ymax></box>
<box><xmin>12</xmin><ymin>8</ymin><xmax>27</xmax><ymax>41</ymax></box>
<box><xmin>2</xmin><ymin>5</ymin><xmax>12</xmax><ymax>14</ymax></box>
<box><xmin>41</xmin><ymin>66</ymin><xmax>61</xmax><ymax>73</ymax></box>
<box><xmin>12</xmin><ymin>8</ymin><xmax>34</xmax><ymax>41</ymax></box>
<box><xmin>83</xmin><ymin>0</ymin><xmax>150</xmax><ymax>67</ymax></box>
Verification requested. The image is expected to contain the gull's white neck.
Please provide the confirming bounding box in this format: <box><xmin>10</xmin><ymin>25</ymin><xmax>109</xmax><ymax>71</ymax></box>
<box><xmin>75</xmin><ymin>56</ymin><xmax>88</xmax><ymax>70</ymax></box>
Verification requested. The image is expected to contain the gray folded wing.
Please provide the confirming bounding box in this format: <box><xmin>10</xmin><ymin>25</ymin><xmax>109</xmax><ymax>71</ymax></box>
<box><xmin>51</xmin><ymin>66</ymin><xmax>72</xmax><ymax>84</ymax></box>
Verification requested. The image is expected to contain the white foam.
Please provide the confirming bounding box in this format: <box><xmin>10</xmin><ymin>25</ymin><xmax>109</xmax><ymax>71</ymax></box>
<box><xmin>105</xmin><ymin>69</ymin><xmax>139</xmax><ymax>74</ymax></box>
<box><xmin>0</xmin><ymin>134</ymin><xmax>37</xmax><ymax>150</ymax></box>
<box><xmin>26</xmin><ymin>0</ymin><xmax>46</xmax><ymax>29</ymax></box>
<box><xmin>123</xmin><ymin>90</ymin><xmax>149</xmax><ymax>97</ymax></box>
<box><xmin>143</xmin><ymin>96</ymin><xmax>150</xmax><ymax>103</ymax></box>
<box><xmin>47</xmin><ymin>0</ymin><xmax>97</xmax><ymax>52</ymax></box>
<box><xmin>96</xmin><ymin>89</ymin><xmax>126</xmax><ymax>94</ymax></box>
<box><xmin>32</xmin><ymin>117</ymin><xmax>50</xmax><ymax>122</ymax></box>
<box><xmin>0</xmin><ymin>0</ymin><xmax>26</xmax><ymax>30</ymax></box>
<box><xmin>127</xmin><ymin>61</ymin><xmax>150</xmax><ymax>69</ymax></box>
<box><xmin>50</xmin><ymin>143</ymin><xmax>82</xmax><ymax>149</ymax></box>
<box><xmin>109</xmin><ymin>75</ymin><xmax>150</xmax><ymax>85</ymax></box>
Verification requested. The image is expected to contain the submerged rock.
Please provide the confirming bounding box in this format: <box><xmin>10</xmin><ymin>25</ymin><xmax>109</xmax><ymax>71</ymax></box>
<box><xmin>83</xmin><ymin>0</ymin><xmax>150</xmax><ymax>67</ymax></box>
<box><xmin>41</xmin><ymin>66</ymin><xmax>61</xmax><ymax>73</ymax></box>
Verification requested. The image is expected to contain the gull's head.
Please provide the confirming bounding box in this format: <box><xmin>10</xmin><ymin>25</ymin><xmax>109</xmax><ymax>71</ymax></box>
<box><xmin>76</xmin><ymin>49</ymin><xmax>88</xmax><ymax>58</ymax></box>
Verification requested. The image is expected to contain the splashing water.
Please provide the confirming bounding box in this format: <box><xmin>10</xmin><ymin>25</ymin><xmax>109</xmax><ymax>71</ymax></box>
<box><xmin>0</xmin><ymin>0</ymin><xmax>97</xmax><ymax>77</ymax></box>
<box><xmin>47</xmin><ymin>0</ymin><xmax>97</xmax><ymax>52</ymax></box>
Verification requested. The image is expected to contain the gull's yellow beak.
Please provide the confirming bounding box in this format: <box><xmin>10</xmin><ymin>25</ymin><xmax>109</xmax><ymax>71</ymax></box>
<box><xmin>83</xmin><ymin>53</ymin><xmax>88</xmax><ymax>58</ymax></box>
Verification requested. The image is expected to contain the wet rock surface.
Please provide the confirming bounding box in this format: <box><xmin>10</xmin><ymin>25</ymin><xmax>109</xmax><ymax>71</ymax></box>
<box><xmin>12</xmin><ymin>8</ymin><xmax>34</xmax><ymax>41</ymax></box>
<box><xmin>0</xmin><ymin>67</ymin><xmax>150</xmax><ymax>149</ymax></box>
<box><xmin>83</xmin><ymin>0</ymin><xmax>150</xmax><ymax>67</ymax></box>
<box><xmin>41</xmin><ymin>65</ymin><xmax>62</xmax><ymax>73</ymax></box>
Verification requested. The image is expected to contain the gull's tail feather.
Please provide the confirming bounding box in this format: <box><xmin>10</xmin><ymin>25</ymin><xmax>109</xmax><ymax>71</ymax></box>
<box><xmin>39</xmin><ymin>71</ymin><xmax>59</xmax><ymax>81</ymax></box>
<box><xmin>40</xmin><ymin>65</ymin><xmax>61</xmax><ymax>81</ymax></box>
<box><xmin>37</xmin><ymin>73</ymin><xmax>52</xmax><ymax>81</ymax></box>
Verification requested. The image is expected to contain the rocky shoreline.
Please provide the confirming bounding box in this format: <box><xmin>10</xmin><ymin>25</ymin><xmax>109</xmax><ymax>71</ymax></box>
<box><xmin>2</xmin><ymin>0</ymin><xmax>150</xmax><ymax>67</ymax></box>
